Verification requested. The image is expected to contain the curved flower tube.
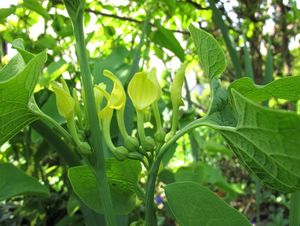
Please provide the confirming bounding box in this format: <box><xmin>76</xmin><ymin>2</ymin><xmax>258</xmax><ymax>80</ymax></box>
<box><xmin>148</xmin><ymin>68</ymin><xmax>165</xmax><ymax>143</ymax></box>
<box><xmin>102</xmin><ymin>70</ymin><xmax>139</xmax><ymax>152</ymax></box>
<box><xmin>99</xmin><ymin>105</ymin><xmax>128</xmax><ymax>161</ymax></box>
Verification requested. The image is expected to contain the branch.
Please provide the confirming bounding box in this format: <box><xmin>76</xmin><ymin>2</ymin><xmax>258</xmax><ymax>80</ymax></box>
<box><xmin>184</xmin><ymin>0</ymin><xmax>209</xmax><ymax>10</ymax></box>
<box><xmin>85</xmin><ymin>9</ymin><xmax>189</xmax><ymax>35</ymax></box>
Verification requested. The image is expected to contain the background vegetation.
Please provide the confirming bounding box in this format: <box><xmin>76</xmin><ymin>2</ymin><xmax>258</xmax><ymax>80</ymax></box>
<box><xmin>0</xmin><ymin>0</ymin><xmax>299</xmax><ymax>225</ymax></box>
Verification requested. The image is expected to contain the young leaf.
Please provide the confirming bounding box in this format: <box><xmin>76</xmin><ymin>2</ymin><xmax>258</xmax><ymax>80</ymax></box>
<box><xmin>229</xmin><ymin>76</ymin><xmax>300</xmax><ymax>103</ymax></box>
<box><xmin>207</xmin><ymin>0</ymin><xmax>242</xmax><ymax>78</ymax></box>
<box><xmin>189</xmin><ymin>24</ymin><xmax>226</xmax><ymax>80</ymax></box>
<box><xmin>165</xmin><ymin>182</ymin><xmax>251</xmax><ymax>226</ymax></box>
<box><xmin>0</xmin><ymin>163</ymin><xmax>49</xmax><ymax>200</ymax></box>
<box><xmin>68</xmin><ymin>159</ymin><xmax>143</xmax><ymax>215</ymax></box>
<box><xmin>0</xmin><ymin>50</ymin><xmax>47</xmax><ymax>146</ymax></box>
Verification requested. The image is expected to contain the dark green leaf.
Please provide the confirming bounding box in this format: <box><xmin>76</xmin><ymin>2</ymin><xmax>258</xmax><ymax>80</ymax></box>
<box><xmin>0</xmin><ymin>7</ymin><xmax>16</xmax><ymax>23</ymax></box>
<box><xmin>152</xmin><ymin>21</ymin><xmax>185</xmax><ymax>62</ymax></box>
<box><xmin>0</xmin><ymin>163</ymin><xmax>49</xmax><ymax>200</ymax></box>
<box><xmin>23</xmin><ymin>0</ymin><xmax>50</xmax><ymax>20</ymax></box>
<box><xmin>165</xmin><ymin>182</ymin><xmax>251</xmax><ymax>226</ymax></box>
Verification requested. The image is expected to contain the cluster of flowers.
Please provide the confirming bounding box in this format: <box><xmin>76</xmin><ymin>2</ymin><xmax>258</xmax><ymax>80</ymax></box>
<box><xmin>51</xmin><ymin>63</ymin><xmax>187</xmax><ymax>164</ymax></box>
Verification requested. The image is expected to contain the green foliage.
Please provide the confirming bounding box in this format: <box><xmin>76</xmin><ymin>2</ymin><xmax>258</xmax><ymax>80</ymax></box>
<box><xmin>165</xmin><ymin>182</ymin><xmax>251</xmax><ymax>226</ymax></box>
<box><xmin>0</xmin><ymin>163</ymin><xmax>49</xmax><ymax>200</ymax></box>
<box><xmin>22</xmin><ymin>0</ymin><xmax>50</xmax><ymax>20</ymax></box>
<box><xmin>0</xmin><ymin>0</ymin><xmax>299</xmax><ymax>225</ymax></box>
<box><xmin>0</xmin><ymin>50</ymin><xmax>47</xmax><ymax>146</ymax></box>
<box><xmin>229</xmin><ymin>76</ymin><xmax>300</xmax><ymax>102</ymax></box>
<box><xmin>68</xmin><ymin>159</ymin><xmax>142</xmax><ymax>215</ymax></box>
<box><xmin>152</xmin><ymin>20</ymin><xmax>185</xmax><ymax>62</ymax></box>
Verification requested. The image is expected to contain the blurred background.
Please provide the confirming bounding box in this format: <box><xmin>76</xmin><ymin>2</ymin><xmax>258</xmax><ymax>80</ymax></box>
<box><xmin>0</xmin><ymin>0</ymin><xmax>299</xmax><ymax>225</ymax></box>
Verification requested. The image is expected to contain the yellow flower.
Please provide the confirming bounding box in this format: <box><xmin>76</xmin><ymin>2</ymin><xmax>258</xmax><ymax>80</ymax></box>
<box><xmin>128</xmin><ymin>71</ymin><xmax>161</xmax><ymax>111</ymax></box>
<box><xmin>103</xmin><ymin>70</ymin><xmax>126</xmax><ymax>109</ymax></box>
<box><xmin>51</xmin><ymin>81</ymin><xmax>75</xmax><ymax>119</ymax></box>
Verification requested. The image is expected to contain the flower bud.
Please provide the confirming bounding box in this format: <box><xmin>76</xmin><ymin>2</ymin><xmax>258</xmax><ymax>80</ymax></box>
<box><xmin>51</xmin><ymin>81</ymin><xmax>75</xmax><ymax>119</ymax></box>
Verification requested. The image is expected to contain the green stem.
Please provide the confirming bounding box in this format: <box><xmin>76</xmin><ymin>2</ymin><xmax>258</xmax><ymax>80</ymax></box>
<box><xmin>145</xmin><ymin>116</ymin><xmax>211</xmax><ymax>225</ymax></box>
<box><xmin>35</xmin><ymin>110</ymin><xmax>73</xmax><ymax>144</ymax></box>
<box><xmin>136</xmin><ymin>110</ymin><xmax>154</xmax><ymax>151</ymax></box>
<box><xmin>289</xmin><ymin>191</ymin><xmax>300</xmax><ymax>226</ymax></box>
<box><xmin>72</xmin><ymin>15</ymin><xmax>117</xmax><ymax>226</ymax></box>
<box><xmin>145</xmin><ymin>162</ymin><xmax>160</xmax><ymax>226</ymax></box>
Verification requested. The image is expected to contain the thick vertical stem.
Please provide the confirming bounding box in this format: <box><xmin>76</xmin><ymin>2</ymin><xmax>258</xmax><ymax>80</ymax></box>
<box><xmin>289</xmin><ymin>192</ymin><xmax>300</xmax><ymax>226</ymax></box>
<box><xmin>145</xmin><ymin>162</ymin><xmax>160</xmax><ymax>226</ymax></box>
<box><xmin>72</xmin><ymin>15</ymin><xmax>117</xmax><ymax>226</ymax></box>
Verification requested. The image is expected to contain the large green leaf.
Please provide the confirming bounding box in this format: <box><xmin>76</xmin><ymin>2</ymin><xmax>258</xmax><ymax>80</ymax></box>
<box><xmin>216</xmin><ymin>89</ymin><xmax>300</xmax><ymax>192</ymax></box>
<box><xmin>189</xmin><ymin>24</ymin><xmax>226</xmax><ymax>80</ymax></box>
<box><xmin>0</xmin><ymin>163</ymin><xmax>49</xmax><ymax>200</ymax></box>
<box><xmin>189</xmin><ymin>27</ymin><xmax>300</xmax><ymax>192</ymax></box>
<box><xmin>229</xmin><ymin>76</ymin><xmax>300</xmax><ymax>103</ymax></box>
<box><xmin>152</xmin><ymin>21</ymin><xmax>185</xmax><ymax>62</ymax></box>
<box><xmin>68</xmin><ymin>159</ymin><xmax>142</xmax><ymax>215</ymax></box>
<box><xmin>0</xmin><ymin>50</ymin><xmax>47</xmax><ymax>146</ymax></box>
<box><xmin>165</xmin><ymin>182</ymin><xmax>251</xmax><ymax>226</ymax></box>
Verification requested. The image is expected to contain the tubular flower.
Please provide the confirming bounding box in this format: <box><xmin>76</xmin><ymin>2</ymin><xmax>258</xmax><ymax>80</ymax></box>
<box><xmin>51</xmin><ymin>80</ymin><xmax>75</xmax><ymax>120</ymax></box>
<box><xmin>98</xmin><ymin>70</ymin><xmax>139</xmax><ymax>152</ymax></box>
<box><xmin>128</xmin><ymin>71</ymin><xmax>161</xmax><ymax>111</ymax></box>
<box><xmin>103</xmin><ymin>70</ymin><xmax>126</xmax><ymax>109</ymax></box>
<box><xmin>97</xmin><ymin>85</ymin><xmax>128</xmax><ymax>160</ymax></box>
